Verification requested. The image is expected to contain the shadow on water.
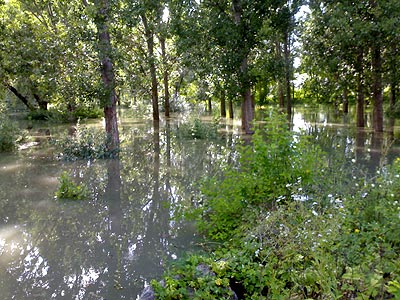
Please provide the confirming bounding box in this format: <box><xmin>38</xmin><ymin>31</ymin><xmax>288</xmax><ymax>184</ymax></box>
<box><xmin>0</xmin><ymin>106</ymin><xmax>399</xmax><ymax>299</ymax></box>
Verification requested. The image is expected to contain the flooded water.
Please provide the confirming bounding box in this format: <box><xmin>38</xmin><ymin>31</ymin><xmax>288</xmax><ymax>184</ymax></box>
<box><xmin>0</xmin><ymin>106</ymin><xmax>399</xmax><ymax>300</ymax></box>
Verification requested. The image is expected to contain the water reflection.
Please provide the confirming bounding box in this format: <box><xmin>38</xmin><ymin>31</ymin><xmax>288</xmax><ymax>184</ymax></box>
<box><xmin>0</xmin><ymin>117</ymin><xmax>236</xmax><ymax>299</ymax></box>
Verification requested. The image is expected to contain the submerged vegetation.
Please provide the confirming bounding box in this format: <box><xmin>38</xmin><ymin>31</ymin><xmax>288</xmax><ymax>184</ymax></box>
<box><xmin>152</xmin><ymin>112</ymin><xmax>400</xmax><ymax>299</ymax></box>
<box><xmin>177</xmin><ymin>118</ymin><xmax>219</xmax><ymax>140</ymax></box>
<box><xmin>55</xmin><ymin>171</ymin><xmax>90</xmax><ymax>200</ymax></box>
<box><xmin>52</xmin><ymin>122</ymin><xmax>119</xmax><ymax>161</ymax></box>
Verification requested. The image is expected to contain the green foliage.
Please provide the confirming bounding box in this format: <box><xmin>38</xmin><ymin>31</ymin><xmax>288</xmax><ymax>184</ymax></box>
<box><xmin>52</xmin><ymin>123</ymin><xmax>118</xmax><ymax>160</ymax></box>
<box><xmin>0</xmin><ymin>105</ymin><xmax>25</xmax><ymax>151</ymax></box>
<box><xmin>152</xmin><ymin>255</ymin><xmax>236</xmax><ymax>300</ymax></box>
<box><xmin>195</xmin><ymin>111</ymin><xmax>324</xmax><ymax>241</ymax></box>
<box><xmin>177</xmin><ymin>118</ymin><xmax>219</xmax><ymax>140</ymax></box>
<box><xmin>155</xmin><ymin>113</ymin><xmax>400</xmax><ymax>299</ymax></box>
<box><xmin>55</xmin><ymin>171</ymin><xmax>89</xmax><ymax>200</ymax></box>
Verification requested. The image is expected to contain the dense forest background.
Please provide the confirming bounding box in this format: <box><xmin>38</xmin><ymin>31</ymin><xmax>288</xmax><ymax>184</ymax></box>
<box><xmin>1</xmin><ymin>0</ymin><xmax>400</xmax><ymax>139</ymax></box>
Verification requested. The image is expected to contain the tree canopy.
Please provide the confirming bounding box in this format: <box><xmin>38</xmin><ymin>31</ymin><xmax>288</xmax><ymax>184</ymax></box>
<box><xmin>1</xmin><ymin>0</ymin><xmax>400</xmax><ymax>132</ymax></box>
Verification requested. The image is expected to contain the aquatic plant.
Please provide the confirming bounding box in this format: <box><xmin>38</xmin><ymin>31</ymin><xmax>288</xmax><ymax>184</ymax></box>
<box><xmin>53</xmin><ymin>122</ymin><xmax>118</xmax><ymax>160</ymax></box>
<box><xmin>177</xmin><ymin>118</ymin><xmax>219</xmax><ymax>140</ymax></box>
<box><xmin>55</xmin><ymin>171</ymin><xmax>89</xmax><ymax>200</ymax></box>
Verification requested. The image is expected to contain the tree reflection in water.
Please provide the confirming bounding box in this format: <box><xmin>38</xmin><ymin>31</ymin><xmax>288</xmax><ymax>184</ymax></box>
<box><xmin>0</xmin><ymin>119</ymin><xmax>236</xmax><ymax>299</ymax></box>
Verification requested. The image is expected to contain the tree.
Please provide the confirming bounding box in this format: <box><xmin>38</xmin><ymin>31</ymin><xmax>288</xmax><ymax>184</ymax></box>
<box><xmin>91</xmin><ymin>0</ymin><xmax>120</xmax><ymax>151</ymax></box>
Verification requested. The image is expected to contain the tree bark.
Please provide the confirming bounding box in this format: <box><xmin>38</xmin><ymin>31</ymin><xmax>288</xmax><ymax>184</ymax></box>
<box><xmin>229</xmin><ymin>99</ymin><xmax>234</xmax><ymax>119</ymax></box>
<box><xmin>141</xmin><ymin>13</ymin><xmax>160</xmax><ymax>122</ymax></box>
<box><xmin>160</xmin><ymin>36</ymin><xmax>170</xmax><ymax>118</ymax></box>
<box><xmin>371</xmin><ymin>44</ymin><xmax>383</xmax><ymax>132</ymax></box>
<box><xmin>5</xmin><ymin>84</ymin><xmax>35</xmax><ymax>111</ymax></box>
<box><xmin>33</xmin><ymin>93</ymin><xmax>48</xmax><ymax>110</ymax></box>
<box><xmin>232</xmin><ymin>0</ymin><xmax>254</xmax><ymax>134</ymax></box>
<box><xmin>356</xmin><ymin>49</ymin><xmax>365</xmax><ymax>128</ymax></box>
<box><xmin>343</xmin><ymin>85</ymin><xmax>349</xmax><ymax>114</ymax></box>
<box><xmin>220</xmin><ymin>89</ymin><xmax>226</xmax><ymax>118</ymax></box>
<box><xmin>94</xmin><ymin>0</ymin><xmax>120</xmax><ymax>152</ymax></box>
<box><xmin>283</xmin><ymin>31</ymin><xmax>291</xmax><ymax>116</ymax></box>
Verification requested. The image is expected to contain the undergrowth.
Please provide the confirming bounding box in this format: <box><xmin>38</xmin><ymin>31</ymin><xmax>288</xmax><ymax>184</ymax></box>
<box><xmin>152</xmin><ymin>111</ymin><xmax>400</xmax><ymax>299</ymax></box>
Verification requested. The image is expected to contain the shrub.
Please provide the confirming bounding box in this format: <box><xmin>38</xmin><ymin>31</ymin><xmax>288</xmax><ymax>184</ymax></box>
<box><xmin>55</xmin><ymin>171</ymin><xmax>89</xmax><ymax>200</ymax></box>
<box><xmin>194</xmin><ymin>111</ymin><xmax>324</xmax><ymax>241</ymax></box>
<box><xmin>177</xmin><ymin>118</ymin><xmax>219</xmax><ymax>140</ymax></box>
<box><xmin>52</xmin><ymin>122</ymin><xmax>118</xmax><ymax>160</ymax></box>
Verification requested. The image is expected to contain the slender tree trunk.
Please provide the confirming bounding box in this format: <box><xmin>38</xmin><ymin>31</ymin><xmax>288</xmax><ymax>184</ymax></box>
<box><xmin>276</xmin><ymin>40</ymin><xmax>285</xmax><ymax>110</ymax></box>
<box><xmin>278</xmin><ymin>81</ymin><xmax>284</xmax><ymax>110</ymax></box>
<box><xmin>283</xmin><ymin>31</ymin><xmax>291</xmax><ymax>116</ymax></box>
<box><xmin>343</xmin><ymin>85</ymin><xmax>349</xmax><ymax>114</ymax></box>
<box><xmin>141</xmin><ymin>14</ymin><xmax>159</xmax><ymax>122</ymax></box>
<box><xmin>160</xmin><ymin>36</ymin><xmax>170</xmax><ymax>117</ymax></box>
<box><xmin>94</xmin><ymin>0</ymin><xmax>119</xmax><ymax>152</ymax></box>
<box><xmin>356</xmin><ymin>49</ymin><xmax>365</xmax><ymax>128</ymax></box>
<box><xmin>229</xmin><ymin>99</ymin><xmax>234</xmax><ymax>119</ymax></box>
<box><xmin>220</xmin><ymin>89</ymin><xmax>226</xmax><ymax>118</ymax></box>
<box><xmin>5</xmin><ymin>84</ymin><xmax>35</xmax><ymax>111</ymax></box>
<box><xmin>207</xmin><ymin>98</ymin><xmax>212</xmax><ymax>113</ymax></box>
<box><xmin>371</xmin><ymin>44</ymin><xmax>383</xmax><ymax>132</ymax></box>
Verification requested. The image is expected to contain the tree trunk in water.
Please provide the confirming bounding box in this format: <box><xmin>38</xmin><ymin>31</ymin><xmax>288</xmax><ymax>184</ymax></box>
<box><xmin>283</xmin><ymin>31</ymin><xmax>291</xmax><ymax>117</ymax></box>
<box><xmin>356</xmin><ymin>49</ymin><xmax>365</xmax><ymax>128</ymax></box>
<box><xmin>343</xmin><ymin>86</ymin><xmax>349</xmax><ymax>114</ymax></box>
<box><xmin>371</xmin><ymin>44</ymin><xmax>383</xmax><ymax>132</ymax></box>
<box><xmin>229</xmin><ymin>99</ymin><xmax>234</xmax><ymax>119</ymax></box>
<box><xmin>233</xmin><ymin>0</ymin><xmax>254</xmax><ymax>134</ymax></box>
<box><xmin>241</xmin><ymin>87</ymin><xmax>254</xmax><ymax>134</ymax></box>
<box><xmin>160</xmin><ymin>36</ymin><xmax>170</xmax><ymax>118</ymax></box>
<box><xmin>278</xmin><ymin>81</ymin><xmax>284</xmax><ymax>111</ymax></box>
<box><xmin>220</xmin><ymin>89</ymin><xmax>226</xmax><ymax>118</ymax></box>
<box><xmin>94</xmin><ymin>0</ymin><xmax>119</xmax><ymax>152</ymax></box>
<box><xmin>6</xmin><ymin>84</ymin><xmax>35</xmax><ymax>111</ymax></box>
<box><xmin>142</xmin><ymin>14</ymin><xmax>159</xmax><ymax>121</ymax></box>
<box><xmin>276</xmin><ymin>40</ymin><xmax>284</xmax><ymax>110</ymax></box>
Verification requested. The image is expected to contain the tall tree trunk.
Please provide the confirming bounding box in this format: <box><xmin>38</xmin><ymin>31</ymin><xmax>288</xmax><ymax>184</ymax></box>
<box><xmin>283</xmin><ymin>31</ymin><xmax>291</xmax><ymax>116</ymax></box>
<box><xmin>356</xmin><ymin>49</ymin><xmax>365</xmax><ymax>128</ymax></box>
<box><xmin>371</xmin><ymin>44</ymin><xmax>383</xmax><ymax>132</ymax></box>
<box><xmin>232</xmin><ymin>0</ymin><xmax>254</xmax><ymax>134</ymax></box>
<box><xmin>207</xmin><ymin>98</ymin><xmax>212</xmax><ymax>113</ymax></box>
<box><xmin>229</xmin><ymin>99</ymin><xmax>234</xmax><ymax>119</ymax></box>
<box><xmin>160</xmin><ymin>36</ymin><xmax>170</xmax><ymax>118</ymax></box>
<box><xmin>276</xmin><ymin>40</ymin><xmax>285</xmax><ymax>110</ymax></box>
<box><xmin>141</xmin><ymin>14</ymin><xmax>159</xmax><ymax>122</ymax></box>
<box><xmin>343</xmin><ymin>85</ymin><xmax>349</xmax><ymax>114</ymax></box>
<box><xmin>94</xmin><ymin>0</ymin><xmax>119</xmax><ymax>152</ymax></box>
<box><xmin>220</xmin><ymin>89</ymin><xmax>226</xmax><ymax>118</ymax></box>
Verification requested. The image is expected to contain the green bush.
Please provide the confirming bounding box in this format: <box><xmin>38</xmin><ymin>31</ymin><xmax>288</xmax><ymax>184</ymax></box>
<box><xmin>52</xmin><ymin>123</ymin><xmax>118</xmax><ymax>160</ymax></box>
<box><xmin>0</xmin><ymin>105</ymin><xmax>25</xmax><ymax>151</ymax></box>
<box><xmin>194</xmin><ymin>112</ymin><xmax>324</xmax><ymax>241</ymax></box>
<box><xmin>177</xmin><ymin>118</ymin><xmax>219</xmax><ymax>140</ymax></box>
<box><xmin>55</xmin><ymin>171</ymin><xmax>89</xmax><ymax>200</ymax></box>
